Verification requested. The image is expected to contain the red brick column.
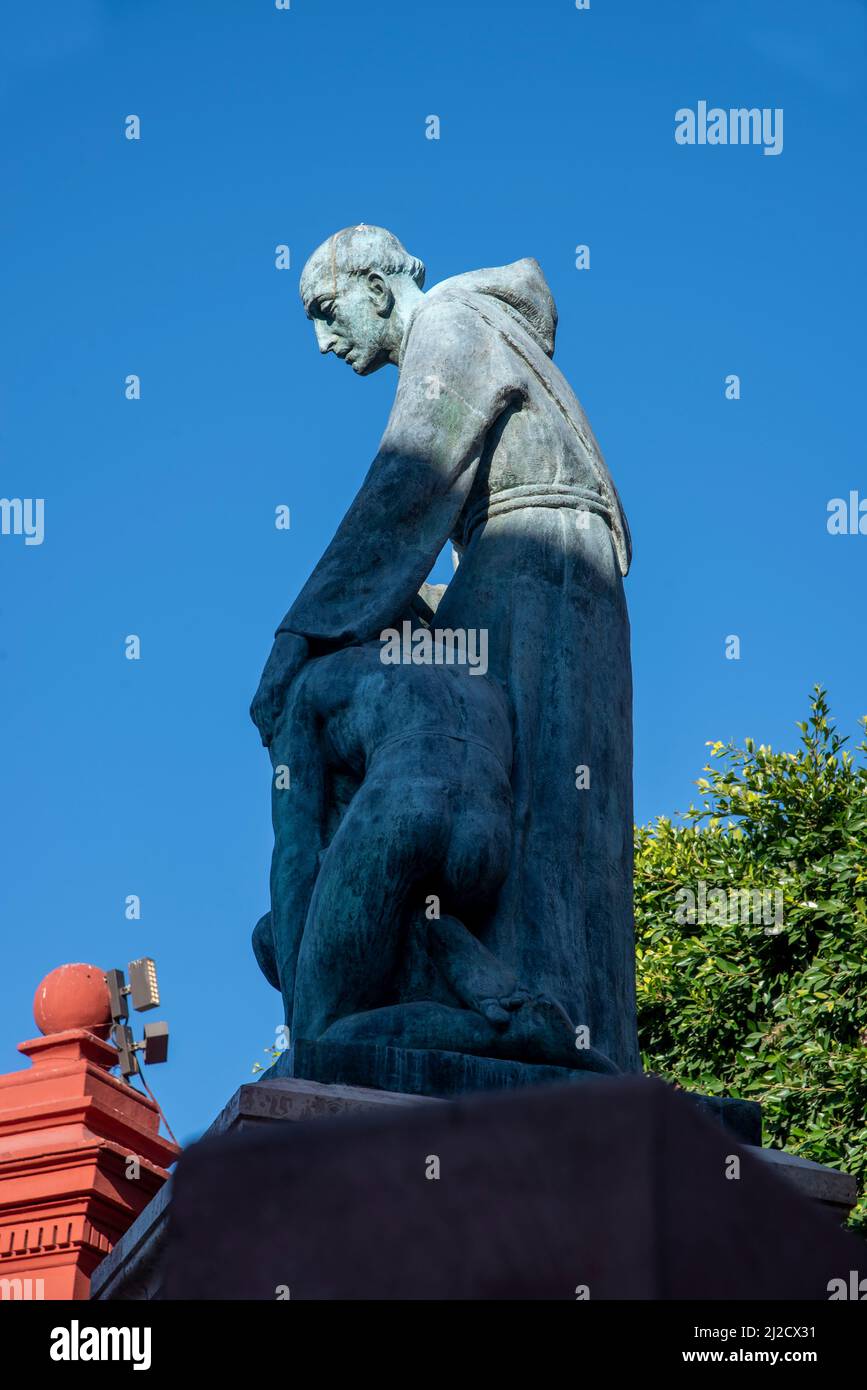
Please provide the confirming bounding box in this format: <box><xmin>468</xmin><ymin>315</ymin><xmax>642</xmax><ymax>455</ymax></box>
<box><xmin>0</xmin><ymin>964</ymin><xmax>179</xmax><ymax>1300</ymax></box>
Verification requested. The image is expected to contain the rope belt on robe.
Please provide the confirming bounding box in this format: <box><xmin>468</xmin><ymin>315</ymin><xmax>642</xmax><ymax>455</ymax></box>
<box><xmin>458</xmin><ymin>481</ymin><xmax>615</xmax><ymax>549</ymax></box>
<box><xmin>446</xmin><ymin>293</ymin><xmax>631</xmax><ymax>576</ymax></box>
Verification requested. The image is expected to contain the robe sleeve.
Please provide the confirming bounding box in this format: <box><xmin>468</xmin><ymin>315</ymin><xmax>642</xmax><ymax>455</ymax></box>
<box><xmin>277</xmin><ymin>296</ymin><xmax>520</xmax><ymax>646</ymax></box>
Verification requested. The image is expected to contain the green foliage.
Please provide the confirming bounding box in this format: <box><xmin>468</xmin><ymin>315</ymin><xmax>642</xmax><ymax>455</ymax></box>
<box><xmin>635</xmin><ymin>687</ymin><xmax>867</xmax><ymax>1229</ymax></box>
<box><xmin>251</xmin><ymin>1044</ymin><xmax>281</xmax><ymax>1076</ymax></box>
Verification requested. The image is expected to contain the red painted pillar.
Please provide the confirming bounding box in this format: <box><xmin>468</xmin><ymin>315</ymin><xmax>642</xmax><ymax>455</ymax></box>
<box><xmin>0</xmin><ymin>964</ymin><xmax>179</xmax><ymax>1300</ymax></box>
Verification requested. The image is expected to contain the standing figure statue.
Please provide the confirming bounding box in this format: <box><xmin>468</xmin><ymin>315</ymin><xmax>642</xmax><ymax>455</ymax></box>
<box><xmin>251</xmin><ymin>225</ymin><xmax>639</xmax><ymax>1078</ymax></box>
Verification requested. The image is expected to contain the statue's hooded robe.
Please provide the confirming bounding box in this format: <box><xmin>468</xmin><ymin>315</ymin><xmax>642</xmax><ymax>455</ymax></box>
<box><xmin>279</xmin><ymin>259</ymin><xmax>639</xmax><ymax>1072</ymax></box>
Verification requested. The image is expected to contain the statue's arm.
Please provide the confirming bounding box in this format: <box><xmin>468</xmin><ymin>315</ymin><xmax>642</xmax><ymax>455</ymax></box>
<box><xmin>250</xmin><ymin>301</ymin><xmax>519</xmax><ymax>745</ymax></box>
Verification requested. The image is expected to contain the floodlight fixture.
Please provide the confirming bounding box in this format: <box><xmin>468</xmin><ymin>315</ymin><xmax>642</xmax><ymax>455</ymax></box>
<box><xmin>104</xmin><ymin>959</ymin><xmax>170</xmax><ymax>1080</ymax></box>
<box><xmin>128</xmin><ymin>957</ymin><xmax>160</xmax><ymax>1012</ymax></box>
<box><xmin>141</xmin><ymin>1021</ymin><xmax>169</xmax><ymax>1066</ymax></box>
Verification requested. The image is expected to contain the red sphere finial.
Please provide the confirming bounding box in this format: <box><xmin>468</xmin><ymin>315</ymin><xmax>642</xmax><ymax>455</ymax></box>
<box><xmin>33</xmin><ymin>964</ymin><xmax>112</xmax><ymax>1039</ymax></box>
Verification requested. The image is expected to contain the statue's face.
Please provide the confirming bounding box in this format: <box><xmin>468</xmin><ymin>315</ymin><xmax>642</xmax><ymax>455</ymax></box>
<box><xmin>305</xmin><ymin>271</ymin><xmax>391</xmax><ymax>375</ymax></box>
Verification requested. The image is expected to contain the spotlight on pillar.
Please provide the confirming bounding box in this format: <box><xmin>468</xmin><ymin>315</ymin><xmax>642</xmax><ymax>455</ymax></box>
<box><xmin>142</xmin><ymin>1021</ymin><xmax>169</xmax><ymax>1065</ymax></box>
<box><xmin>129</xmin><ymin>957</ymin><xmax>160</xmax><ymax>1012</ymax></box>
<box><xmin>104</xmin><ymin>959</ymin><xmax>169</xmax><ymax>1080</ymax></box>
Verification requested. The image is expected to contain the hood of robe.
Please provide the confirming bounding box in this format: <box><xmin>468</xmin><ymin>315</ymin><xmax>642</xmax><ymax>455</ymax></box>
<box><xmin>430</xmin><ymin>258</ymin><xmax>558</xmax><ymax>358</ymax></box>
<box><xmin>425</xmin><ymin>258</ymin><xmax>631</xmax><ymax>577</ymax></box>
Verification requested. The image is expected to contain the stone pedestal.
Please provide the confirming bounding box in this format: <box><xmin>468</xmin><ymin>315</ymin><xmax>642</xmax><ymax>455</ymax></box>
<box><xmin>91</xmin><ymin>1073</ymin><xmax>857</xmax><ymax>1300</ymax></box>
<box><xmin>162</xmin><ymin>1075</ymin><xmax>862</xmax><ymax>1300</ymax></box>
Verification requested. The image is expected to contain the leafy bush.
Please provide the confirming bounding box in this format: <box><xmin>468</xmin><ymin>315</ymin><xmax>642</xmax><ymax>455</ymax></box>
<box><xmin>635</xmin><ymin>687</ymin><xmax>867</xmax><ymax>1228</ymax></box>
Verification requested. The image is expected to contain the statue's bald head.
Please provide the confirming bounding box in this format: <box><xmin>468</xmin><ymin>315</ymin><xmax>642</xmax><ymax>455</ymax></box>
<box><xmin>300</xmin><ymin>225</ymin><xmax>426</xmax><ymax>375</ymax></box>
<box><xmin>301</xmin><ymin>225</ymin><xmax>425</xmax><ymax>305</ymax></box>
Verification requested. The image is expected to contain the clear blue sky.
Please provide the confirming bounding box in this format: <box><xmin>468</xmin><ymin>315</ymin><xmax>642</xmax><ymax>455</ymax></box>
<box><xmin>2</xmin><ymin>0</ymin><xmax>865</xmax><ymax>1143</ymax></box>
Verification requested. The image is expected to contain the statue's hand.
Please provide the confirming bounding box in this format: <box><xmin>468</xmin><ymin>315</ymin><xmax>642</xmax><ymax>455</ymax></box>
<box><xmin>250</xmin><ymin>631</ymin><xmax>309</xmax><ymax>747</ymax></box>
<box><xmin>480</xmin><ymin>988</ymin><xmax>532</xmax><ymax>1027</ymax></box>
